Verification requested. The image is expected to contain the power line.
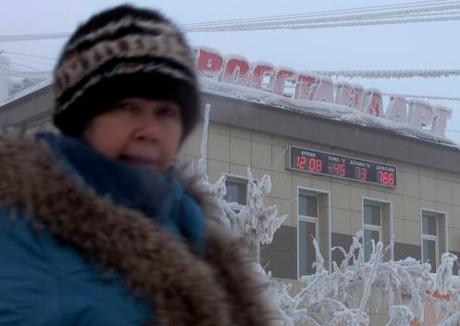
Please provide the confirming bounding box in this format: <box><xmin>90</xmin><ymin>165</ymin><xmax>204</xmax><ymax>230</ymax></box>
<box><xmin>3</xmin><ymin>51</ymin><xmax>55</xmax><ymax>60</ymax></box>
<box><xmin>0</xmin><ymin>32</ymin><xmax>70</xmax><ymax>42</ymax></box>
<box><xmin>189</xmin><ymin>4</ymin><xmax>460</xmax><ymax>27</ymax></box>
<box><xmin>0</xmin><ymin>63</ymin><xmax>51</xmax><ymax>77</ymax></box>
<box><xmin>3</xmin><ymin>52</ymin><xmax>56</xmax><ymax>71</ymax></box>
<box><xmin>10</xmin><ymin>60</ymin><xmax>50</xmax><ymax>71</ymax></box>
<box><xmin>314</xmin><ymin>69</ymin><xmax>460</xmax><ymax>79</ymax></box>
<box><xmin>186</xmin><ymin>13</ymin><xmax>460</xmax><ymax>32</ymax></box>
<box><xmin>186</xmin><ymin>0</ymin><xmax>459</xmax><ymax>27</ymax></box>
<box><xmin>185</xmin><ymin>1</ymin><xmax>460</xmax><ymax>32</ymax></box>
<box><xmin>2</xmin><ymin>1</ymin><xmax>460</xmax><ymax>41</ymax></box>
<box><xmin>383</xmin><ymin>93</ymin><xmax>460</xmax><ymax>102</ymax></box>
<box><xmin>185</xmin><ymin>15</ymin><xmax>460</xmax><ymax>33</ymax></box>
<box><xmin>2</xmin><ymin>60</ymin><xmax>460</xmax><ymax>103</ymax></box>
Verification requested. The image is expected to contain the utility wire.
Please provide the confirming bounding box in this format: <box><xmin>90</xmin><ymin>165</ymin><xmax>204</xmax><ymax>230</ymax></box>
<box><xmin>2</xmin><ymin>1</ymin><xmax>460</xmax><ymax>40</ymax></box>
<box><xmin>0</xmin><ymin>32</ymin><xmax>70</xmax><ymax>42</ymax></box>
<box><xmin>186</xmin><ymin>13</ymin><xmax>460</xmax><ymax>32</ymax></box>
<box><xmin>187</xmin><ymin>3</ymin><xmax>460</xmax><ymax>28</ymax></box>
<box><xmin>0</xmin><ymin>63</ymin><xmax>51</xmax><ymax>77</ymax></box>
<box><xmin>185</xmin><ymin>15</ymin><xmax>460</xmax><ymax>32</ymax></box>
<box><xmin>3</xmin><ymin>51</ymin><xmax>55</xmax><ymax>60</ymax></box>
<box><xmin>383</xmin><ymin>93</ymin><xmax>460</xmax><ymax>102</ymax></box>
<box><xmin>314</xmin><ymin>69</ymin><xmax>460</xmax><ymax>79</ymax></box>
<box><xmin>185</xmin><ymin>1</ymin><xmax>460</xmax><ymax>31</ymax></box>
<box><xmin>8</xmin><ymin>12</ymin><xmax>456</xmax><ymax>42</ymax></box>
<box><xmin>2</xmin><ymin>60</ymin><xmax>460</xmax><ymax>103</ymax></box>
<box><xmin>9</xmin><ymin>60</ymin><xmax>42</xmax><ymax>71</ymax></box>
<box><xmin>4</xmin><ymin>53</ymin><xmax>55</xmax><ymax>70</ymax></box>
<box><xmin>186</xmin><ymin>0</ymin><xmax>460</xmax><ymax>27</ymax></box>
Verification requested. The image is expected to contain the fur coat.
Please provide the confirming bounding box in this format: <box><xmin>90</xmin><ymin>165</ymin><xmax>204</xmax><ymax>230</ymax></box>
<box><xmin>0</xmin><ymin>134</ymin><xmax>276</xmax><ymax>325</ymax></box>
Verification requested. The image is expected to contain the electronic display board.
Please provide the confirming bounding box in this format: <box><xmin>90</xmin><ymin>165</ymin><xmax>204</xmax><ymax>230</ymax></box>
<box><xmin>287</xmin><ymin>146</ymin><xmax>397</xmax><ymax>187</ymax></box>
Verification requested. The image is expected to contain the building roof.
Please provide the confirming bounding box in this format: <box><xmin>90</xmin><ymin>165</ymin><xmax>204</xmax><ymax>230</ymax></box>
<box><xmin>200</xmin><ymin>77</ymin><xmax>459</xmax><ymax>149</ymax></box>
<box><xmin>1</xmin><ymin>77</ymin><xmax>459</xmax><ymax>156</ymax></box>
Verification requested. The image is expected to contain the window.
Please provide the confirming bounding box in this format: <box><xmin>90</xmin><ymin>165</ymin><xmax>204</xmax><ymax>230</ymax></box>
<box><xmin>224</xmin><ymin>176</ymin><xmax>247</xmax><ymax>207</ymax></box>
<box><xmin>362</xmin><ymin>198</ymin><xmax>393</xmax><ymax>262</ymax></box>
<box><xmin>298</xmin><ymin>192</ymin><xmax>319</xmax><ymax>276</ymax></box>
<box><xmin>421</xmin><ymin>210</ymin><xmax>447</xmax><ymax>273</ymax></box>
<box><xmin>297</xmin><ymin>188</ymin><xmax>331</xmax><ymax>277</ymax></box>
<box><xmin>225</xmin><ymin>175</ymin><xmax>260</xmax><ymax>261</ymax></box>
<box><xmin>363</xmin><ymin>203</ymin><xmax>382</xmax><ymax>262</ymax></box>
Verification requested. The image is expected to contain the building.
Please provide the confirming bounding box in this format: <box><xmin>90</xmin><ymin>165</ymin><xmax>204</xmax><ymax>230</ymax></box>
<box><xmin>2</xmin><ymin>80</ymin><xmax>460</xmax><ymax>276</ymax></box>
<box><xmin>1</xmin><ymin>49</ymin><xmax>460</xmax><ymax>324</ymax></box>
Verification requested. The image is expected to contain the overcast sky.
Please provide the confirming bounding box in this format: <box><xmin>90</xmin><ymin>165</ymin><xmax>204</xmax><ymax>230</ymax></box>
<box><xmin>1</xmin><ymin>0</ymin><xmax>459</xmax><ymax>144</ymax></box>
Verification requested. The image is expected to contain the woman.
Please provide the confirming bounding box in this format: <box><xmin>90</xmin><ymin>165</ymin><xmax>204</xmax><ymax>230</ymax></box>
<box><xmin>0</xmin><ymin>5</ymin><xmax>273</xmax><ymax>326</ymax></box>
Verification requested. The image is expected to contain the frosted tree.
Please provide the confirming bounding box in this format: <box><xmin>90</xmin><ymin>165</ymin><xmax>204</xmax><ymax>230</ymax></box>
<box><xmin>264</xmin><ymin>232</ymin><xmax>459</xmax><ymax>325</ymax></box>
<box><xmin>198</xmin><ymin>104</ymin><xmax>287</xmax><ymax>261</ymax></box>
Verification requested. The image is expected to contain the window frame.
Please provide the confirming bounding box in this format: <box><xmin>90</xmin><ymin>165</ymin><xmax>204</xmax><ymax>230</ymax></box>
<box><xmin>363</xmin><ymin>203</ymin><xmax>382</xmax><ymax>261</ymax></box>
<box><xmin>420</xmin><ymin>208</ymin><xmax>448</xmax><ymax>273</ymax></box>
<box><xmin>297</xmin><ymin>186</ymin><xmax>331</xmax><ymax>278</ymax></box>
<box><xmin>361</xmin><ymin>197</ymin><xmax>394</xmax><ymax>261</ymax></box>
<box><xmin>224</xmin><ymin>174</ymin><xmax>249</xmax><ymax>211</ymax></box>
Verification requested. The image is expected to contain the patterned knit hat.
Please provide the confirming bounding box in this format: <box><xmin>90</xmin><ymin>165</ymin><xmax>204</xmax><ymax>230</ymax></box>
<box><xmin>53</xmin><ymin>5</ymin><xmax>200</xmax><ymax>139</ymax></box>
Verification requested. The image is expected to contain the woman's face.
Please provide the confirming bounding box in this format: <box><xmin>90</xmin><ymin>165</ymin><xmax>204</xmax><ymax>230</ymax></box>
<box><xmin>83</xmin><ymin>97</ymin><xmax>183</xmax><ymax>172</ymax></box>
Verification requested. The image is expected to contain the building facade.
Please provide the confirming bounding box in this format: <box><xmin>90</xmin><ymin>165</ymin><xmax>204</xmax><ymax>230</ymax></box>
<box><xmin>184</xmin><ymin>93</ymin><xmax>460</xmax><ymax>280</ymax></box>
<box><xmin>1</xmin><ymin>85</ymin><xmax>460</xmax><ymax>280</ymax></box>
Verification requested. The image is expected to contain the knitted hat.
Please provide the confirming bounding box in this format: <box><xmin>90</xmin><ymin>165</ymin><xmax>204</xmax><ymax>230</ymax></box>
<box><xmin>53</xmin><ymin>5</ymin><xmax>200</xmax><ymax>139</ymax></box>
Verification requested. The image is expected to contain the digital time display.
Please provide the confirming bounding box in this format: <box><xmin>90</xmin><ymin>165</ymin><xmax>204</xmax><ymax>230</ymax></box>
<box><xmin>287</xmin><ymin>146</ymin><xmax>397</xmax><ymax>187</ymax></box>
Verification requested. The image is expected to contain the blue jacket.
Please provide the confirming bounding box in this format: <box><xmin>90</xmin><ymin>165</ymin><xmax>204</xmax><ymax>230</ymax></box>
<box><xmin>0</xmin><ymin>204</ymin><xmax>151</xmax><ymax>325</ymax></box>
<box><xmin>0</xmin><ymin>134</ymin><xmax>272</xmax><ymax>326</ymax></box>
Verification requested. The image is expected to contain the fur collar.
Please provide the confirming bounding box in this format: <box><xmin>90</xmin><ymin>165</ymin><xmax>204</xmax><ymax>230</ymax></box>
<box><xmin>0</xmin><ymin>135</ymin><xmax>277</xmax><ymax>326</ymax></box>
